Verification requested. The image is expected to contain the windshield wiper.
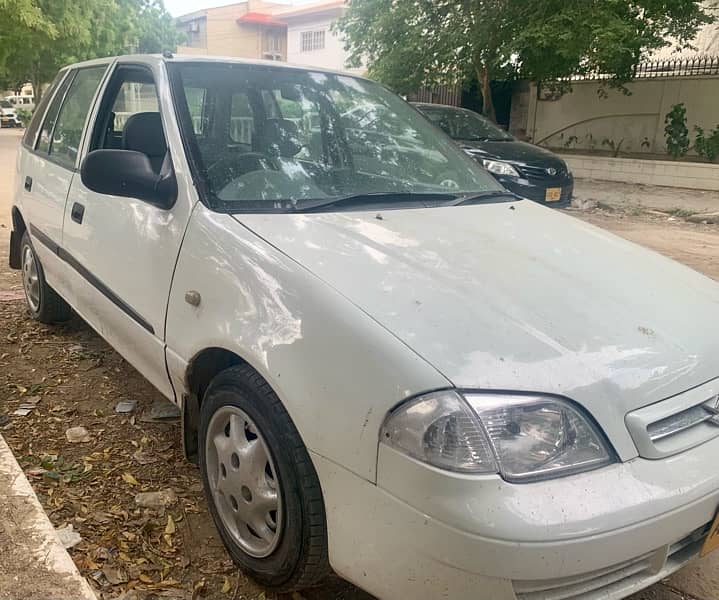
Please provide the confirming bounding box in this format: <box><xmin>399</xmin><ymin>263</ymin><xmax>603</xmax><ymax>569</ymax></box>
<box><xmin>292</xmin><ymin>192</ymin><xmax>459</xmax><ymax>213</ymax></box>
<box><xmin>444</xmin><ymin>190</ymin><xmax>520</xmax><ymax>206</ymax></box>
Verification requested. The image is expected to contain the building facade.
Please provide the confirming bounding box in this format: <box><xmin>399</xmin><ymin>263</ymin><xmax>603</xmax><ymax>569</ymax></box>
<box><xmin>175</xmin><ymin>0</ymin><xmax>362</xmax><ymax>74</ymax></box>
<box><xmin>278</xmin><ymin>0</ymin><xmax>361</xmax><ymax>73</ymax></box>
<box><xmin>176</xmin><ymin>1</ymin><xmax>288</xmax><ymax>61</ymax></box>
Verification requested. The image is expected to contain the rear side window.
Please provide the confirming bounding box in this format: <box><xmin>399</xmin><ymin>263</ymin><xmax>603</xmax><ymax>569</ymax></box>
<box><xmin>36</xmin><ymin>74</ymin><xmax>74</xmax><ymax>154</ymax></box>
<box><xmin>49</xmin><ymin>66</ymin><xmax>107</xmax><ymax>169</ymax></box>
<box><xmin>24</xmin><ymin>71</ymin><xmax>67</xmax><ymax>149</ymax></box>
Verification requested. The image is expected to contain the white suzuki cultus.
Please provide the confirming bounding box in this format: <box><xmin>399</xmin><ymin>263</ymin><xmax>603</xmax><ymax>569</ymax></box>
<box><xmin>9</xmin><ymin>54</ymin><xmax>719</xmax><ymax>600</ymax></box>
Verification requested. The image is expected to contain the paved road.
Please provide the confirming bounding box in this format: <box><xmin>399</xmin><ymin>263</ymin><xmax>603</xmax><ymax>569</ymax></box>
<box><xmin>1</xmin><ymin>127</ymin><xmax>717</xmax><ymax>600</ymax></box>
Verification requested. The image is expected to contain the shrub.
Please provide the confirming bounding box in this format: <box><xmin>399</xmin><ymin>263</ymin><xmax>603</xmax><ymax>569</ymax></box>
<box><xmin>694</xmin><ymin>125</ymin><xmax>719</xmax><ymax>162</ymax></box>
<box><xmin>16</xmin><ymin>107</ymin><xmax>32</xmax><ymax>127</ymax></box>
<box><xmin>664</xmin><ymin>103</ymin><xmax>689</xmax><ymax>159</ymax></box>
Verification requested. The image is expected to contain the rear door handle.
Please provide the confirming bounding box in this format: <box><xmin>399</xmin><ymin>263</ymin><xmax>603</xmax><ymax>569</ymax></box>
<box><xmin>71</xmin><ymin>202</ymin><xmax>85</xmax><ymax>224</ymax></box>
<box><xmin>24</xmin><ymin>176</ymin><xmax>32</xmax><ymax>192</ymax></box>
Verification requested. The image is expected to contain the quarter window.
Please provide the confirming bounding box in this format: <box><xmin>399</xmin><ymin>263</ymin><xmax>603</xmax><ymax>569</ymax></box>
<box><xmin>300</xmin><ymin>30</ymin><xmax>325</xmax><ymax>52</ymax></box>
<box><xmin>35</xmin><ymin>74</ymin><xmax>74</xmax><ymax>154</ymax></box>
<box><xmin>49</xmin><ymin>66</ymin><xmax>107</xmax><ymax>169</ymax></box>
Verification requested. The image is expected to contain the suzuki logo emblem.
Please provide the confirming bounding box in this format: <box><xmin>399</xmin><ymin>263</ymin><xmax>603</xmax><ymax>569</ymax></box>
<box><xmin>703</xmin><ymin>395</ymin><xmax>719</xmax><ymax>425</ymax></box>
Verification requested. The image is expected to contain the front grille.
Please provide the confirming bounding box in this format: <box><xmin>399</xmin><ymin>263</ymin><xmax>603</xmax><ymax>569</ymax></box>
<box><xmin>513</xmin><ymin>523</ymin><xmax>710</xmax><ymax>600</ymax></box>
<box><xmin>516</xmin><ymin>164</ymin><xmax>568</xmax><ymax>180</ymax></box>
<box><xmin>513</xmin><ymin>552</ymin><xmax>658</xmax><ymax>600</ymax></box>
<box><xmin>626</xmin><ymin>382</ymin><xmax>719</xmax><ymax>459</ymax></box>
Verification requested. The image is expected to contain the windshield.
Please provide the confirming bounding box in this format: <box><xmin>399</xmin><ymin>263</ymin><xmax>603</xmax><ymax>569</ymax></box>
<box><xmin>169</xmin><ymin>63</ymin><xmax>502</xmax><ymax>212</ymax></box>
<box><xmin>418</xmin><ymin>105</ymin><xmax>513</xmax><ymax>142</ymax></box>
<box><xmin>0</xmin><ymin>100</ymin><xmax>12</xmax><ymax>109</ymax></box>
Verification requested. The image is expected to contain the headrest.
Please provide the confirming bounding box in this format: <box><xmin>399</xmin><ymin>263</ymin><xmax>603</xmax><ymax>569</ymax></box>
<box><xmin>261</xmin><ymin>119</ymin><xmax>303</xmax><ymax>158</ymax></box>
<box><xmin>122</xmin><ymin>112</ymin><xmax>167</xmax><ymax>158</ymax></box>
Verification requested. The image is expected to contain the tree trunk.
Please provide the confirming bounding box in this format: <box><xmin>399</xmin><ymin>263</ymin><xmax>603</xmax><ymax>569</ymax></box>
<box><xmin>476</xmin><ymin>65</ymin><xmax>496</xmax><ymax>122</ymax></box>
<box><xmin>32</xmin><ymin>67</ymin><xmax>43</xmax><ymax>107</ymax></box>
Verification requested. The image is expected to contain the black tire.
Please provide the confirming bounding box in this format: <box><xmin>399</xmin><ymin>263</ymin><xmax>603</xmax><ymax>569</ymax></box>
<box><xmin>20</xmin><ymin>231</ymin><xmax>72</xmax><ymax>323</ymax></box>
<box><xmin>198</xmin><ymin>364</ymin><xmax>330</xmax><ymax>591</ymax></box>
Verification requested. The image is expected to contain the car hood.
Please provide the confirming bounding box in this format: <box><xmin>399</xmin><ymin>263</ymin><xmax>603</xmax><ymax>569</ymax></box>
<box><xmin>238</xmin><ymin>201</ymin><xmax>719</xmax><ymax>447</ymax></box>
<box><xmin>459</xmin><ymin>138</ymin><xmax>564</xmax><ymax>168</ymax></box>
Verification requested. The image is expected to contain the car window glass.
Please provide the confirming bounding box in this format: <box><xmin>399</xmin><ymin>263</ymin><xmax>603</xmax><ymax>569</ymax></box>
<box><xmin>23</xmin><ymin>71</ymin><xmax>64</xmax><ymax>148</ymax></box>
<box><xmin>111</xmin><ymin>81</ymin><xmax>158</xmax><ymax>133</ymax></box>
<box><xmin>36</xmin><ymin>73</ymin><xmax>74</xmax><ymax>154</ymax></box>
<box><xmin>267</xmin><ymin>89</ymin><xmax>323</xmax><ymax>162</ymax></box>
<box><xmin>49</xmin><ymin>66</ymin><xmax>107</xmax><ymax>169</ymax></box>
<box><xmin>174</xmin><ymin>64</ymin><xmax>500</xmax><ymax>210</ymax></box>
<box><xmin>0</xmin><ymin>100</ymin><xmax>12</xmax><ymax>108</ymax></box>
<box><xmin>422</xmin><ymin>106</ymin><xmax>512</xmax><ymax>142</ymax></box>
<box><xmin>185</xmin><ymin>86</ymin><xmax>206</xmax><ymax>135</ymax></box>
<box><xmin>230</xmin><ymin>92</ymin><xmax>255</xmax><ymax>145</ymax></box>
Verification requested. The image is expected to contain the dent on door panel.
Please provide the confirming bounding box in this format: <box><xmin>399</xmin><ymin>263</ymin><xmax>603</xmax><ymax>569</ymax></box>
<box><xmin>165</xmin><ymin>205</ymin><xmax>449</xmax><ymax>482</ymax></box>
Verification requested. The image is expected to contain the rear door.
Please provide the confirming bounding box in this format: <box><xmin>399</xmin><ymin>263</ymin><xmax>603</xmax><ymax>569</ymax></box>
<box><xmin>61</xmin><ymin>61</ymin><xmax>196</xmax><ymax>400</ymax></box>
<box><xmin>19</xmin><ymin>65</ymin><xmax>109</xmax><ymax>299</ymax></box>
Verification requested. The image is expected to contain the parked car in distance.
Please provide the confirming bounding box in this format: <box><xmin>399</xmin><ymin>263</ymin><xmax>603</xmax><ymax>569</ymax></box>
<box><xmin>0</xmin><ymin>99</ymin><xmax>21</xmax><ymax>128</ymax></box>
<box><xmin>414</xmin><ymin>102</ymin><xmax>574</xmax><ymax>205</ymax></box>
<box><xmin>10</xmin><ymin>55</ymin><xmax>719</xmax><ymax>600</ymax></box>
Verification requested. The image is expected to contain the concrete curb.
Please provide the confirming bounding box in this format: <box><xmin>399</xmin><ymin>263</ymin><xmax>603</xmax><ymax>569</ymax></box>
<box><xmin>0</xmin><ymin>434</ymin><xmax>96</xmax><ymax>600</ymax></box>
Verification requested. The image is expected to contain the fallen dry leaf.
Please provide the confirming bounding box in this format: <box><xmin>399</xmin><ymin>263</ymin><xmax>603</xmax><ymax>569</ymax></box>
<box><xmin>165</xmin><ymin>514</ymin><xmax>176</xmax><ymax>535</ymax></box>
<box><xmin>122</xmin><ymin>472</ymin><xmax>140</xmax><ymax>486</ymax></box>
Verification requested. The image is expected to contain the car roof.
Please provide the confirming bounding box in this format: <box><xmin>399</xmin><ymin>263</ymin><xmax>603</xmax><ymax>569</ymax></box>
<box><xmin>62</xmin><ymin>53</ymin><xmax>372</xmax><ymax>82</ymax></box>
<box><xmin>413</xmin><ymin>102</ymin><xmax>472</xmax><ymax>112</ymax></box>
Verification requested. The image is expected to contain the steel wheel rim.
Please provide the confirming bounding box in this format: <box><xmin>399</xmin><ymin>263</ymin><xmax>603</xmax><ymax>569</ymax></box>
<box><xmin>21</xmin><ymin>244</ymin><xmax>40</xmax><ymax>312</ymax></box>
<box><xmin>205</xmin><ymin>405</ymin><xmax>283</xmax><ymax>558</ymax></box>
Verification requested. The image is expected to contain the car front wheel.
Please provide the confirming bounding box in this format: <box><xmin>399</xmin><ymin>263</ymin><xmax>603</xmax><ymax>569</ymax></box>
<box><xmin>199</xmin><ymin>364</ymin><xmax>329</xmax><ymax>591</ymax></box>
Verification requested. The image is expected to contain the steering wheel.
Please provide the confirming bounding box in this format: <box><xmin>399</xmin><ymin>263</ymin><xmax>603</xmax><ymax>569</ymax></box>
<box><xmin>206</xmin><ymin>152</ymin><xmax>273</xmax><ymax>190</ymax></box>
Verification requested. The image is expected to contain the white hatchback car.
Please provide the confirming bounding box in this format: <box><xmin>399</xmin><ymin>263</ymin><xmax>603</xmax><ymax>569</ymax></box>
<box><xmin>9</xmin><ymin>55</ymin><xmax>719</xmax><ymax>600</ymax></box>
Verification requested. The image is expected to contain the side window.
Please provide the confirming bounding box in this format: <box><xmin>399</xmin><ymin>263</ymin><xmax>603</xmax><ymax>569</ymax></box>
<box><xmin>36</xmin><ymin>74</ymin><xmax>74</xmax><ymax>154</ymax></box>
<box><xmin>264</xmin><ymin>89</ymin><xmax>323</xmax><ymax>162</ymax></box>
<box><xmin>22</xmin><ymin>92</ymin><xmax>46</xmax><ymax>144</ymax></box>
<box><xmin>49</xmin><ymin>66</ymin><xmax>107</xmax><ymax>169</ymax></box>
<box><xmin>230</xmin><ymin>92</ymin><xmax>255</xmax><ymax>145</ymax></box>
<box><xmin>111</xmin><ymin>81</ymin><xmax>158</xmax><ymax>135</ymax></box>
<box><xmin>91</xmin><ymin>68</ymin><xmax>167</xmax><ymax>173</ymax></box>
<box><xmin>185</xmin><ymin>87</ymin><xmax>206</xmax><ymax>135</ymax></box>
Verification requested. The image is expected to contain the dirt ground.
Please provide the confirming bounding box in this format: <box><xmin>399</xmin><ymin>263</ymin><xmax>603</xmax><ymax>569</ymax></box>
<box><xmin>1</xmin><ymin>128</ymin><xmax>718</xmax><ymax>600</ymax></box>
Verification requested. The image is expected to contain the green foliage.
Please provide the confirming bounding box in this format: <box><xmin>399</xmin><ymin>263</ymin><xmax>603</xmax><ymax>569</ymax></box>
<box><xmin>16</xmin><ymin>107</ymin><xmax>33</xmax><ymax>127</ymax></box>
<box><xmin>0</xmin><ymin>0</ymin><xmax>181</xmax><ymax>103</ymax></box>
<box><xmin>337</xmin><ymin>0</ymin><xmax>713</xmax><ymax>119</ymax></box>
<box><xmin>694</xmin><ymin>125</ymin><xmax>719</xmax><ymax>162</ymax></box>
<box><xmin>664</xmin><ymin>103</ymin><xmax>690</xmax><ymax>159</ymax></box>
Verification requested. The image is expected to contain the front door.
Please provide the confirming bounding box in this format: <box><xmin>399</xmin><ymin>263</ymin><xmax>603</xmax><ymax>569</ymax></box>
<box><xmin>61</xmin><ymin>61</ymin><xmax>196</xmax><ymax>400</ymax></box>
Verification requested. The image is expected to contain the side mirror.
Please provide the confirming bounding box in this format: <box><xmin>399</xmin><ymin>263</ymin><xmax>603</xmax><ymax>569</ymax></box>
<box><xmin>80</xmin><ymin>149</ymin><xmax>177</xmax><ymax>209</ymax></box>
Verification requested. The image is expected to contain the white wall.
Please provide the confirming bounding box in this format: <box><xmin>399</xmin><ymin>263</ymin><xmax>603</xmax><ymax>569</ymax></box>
<box><xmin>527</xmin><ymin>76</ymin><xmax>719</xmax><ymax>156</ymax></box>
<box><xmin>286</xmin><ymin>13</ymin><xmax>362</xmax><ymax>73</ymax></box>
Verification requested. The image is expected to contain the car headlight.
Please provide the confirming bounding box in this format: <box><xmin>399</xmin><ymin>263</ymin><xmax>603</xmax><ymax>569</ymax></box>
<box><xmin>482</xmin><ymin>159</ymin><xmax>520</xmax><ymax>177</ymax></box>
<box><xmin>381</xmin><ymin>390</ymin><xmax>613</xmax><ymax>482</ymax></box>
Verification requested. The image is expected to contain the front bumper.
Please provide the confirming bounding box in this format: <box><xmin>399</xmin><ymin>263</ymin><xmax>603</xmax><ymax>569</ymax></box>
<box><xmin>0</xmin><ymin>115</ymin><xmax>20</xmax><ymax>127</ymax></box>
<box><xmin>314</xmin><ymin>433</ymin><xmax>719</xmax><ymax>600</ymax></box>
<box><xmin>496</xmin><ymin>174</ymin><xmax>574</xmax><ymax>207</ymax></box>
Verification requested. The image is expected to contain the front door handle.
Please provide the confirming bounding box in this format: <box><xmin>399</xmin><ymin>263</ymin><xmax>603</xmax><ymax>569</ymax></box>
<box><xmin>24</xmin><ymin>176</ymin><xmax>32</xmax><ymax>192</ymax></box>
<box><xmin>70</xmin><ymin>202</ymin><xmax>85</xmax><ymax>224</ymax></box>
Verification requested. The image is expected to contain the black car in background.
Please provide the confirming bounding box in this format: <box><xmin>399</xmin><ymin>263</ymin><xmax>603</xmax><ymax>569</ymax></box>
<box><xmin>414</xmin><ymin>103</ymin><xmax>573</xmax><ymax>206</ymax></box>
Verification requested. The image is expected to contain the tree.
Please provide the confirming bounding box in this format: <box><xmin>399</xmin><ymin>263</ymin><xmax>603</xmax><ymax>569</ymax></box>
<box><xmin>337</xmin><ymin>0</ymin><xmax>716</xmax><ymax>121</ymax></box>
<box><xmin>0</xmin><ymin>0</ymin><xmax>181</xmax><ymax>104</ymax></box>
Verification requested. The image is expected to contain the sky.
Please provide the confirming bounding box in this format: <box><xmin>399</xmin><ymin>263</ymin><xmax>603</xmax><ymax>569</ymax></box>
<box><xmin>164</xmin><ymin>0</ymin><xmax>314</xmax><ymax>17</ymax></box>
